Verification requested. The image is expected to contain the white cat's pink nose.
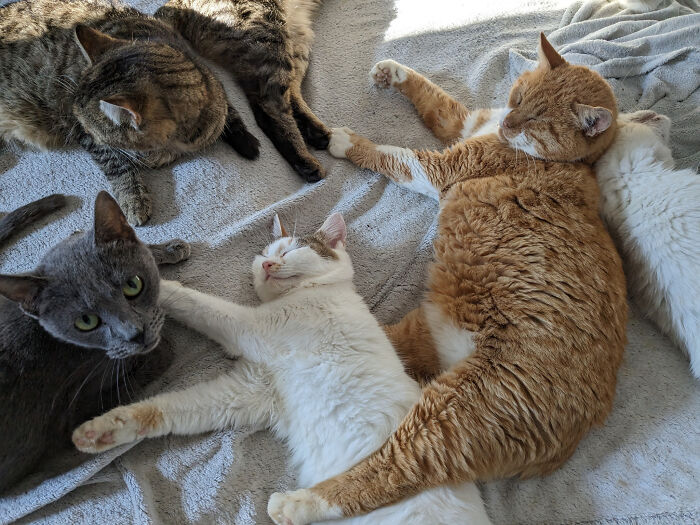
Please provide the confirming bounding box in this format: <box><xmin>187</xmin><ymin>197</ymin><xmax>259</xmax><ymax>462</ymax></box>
<box><xmin>262</xmin><ymin>261</ymin><xmax>276</xmax><ymax>274</ymax></box>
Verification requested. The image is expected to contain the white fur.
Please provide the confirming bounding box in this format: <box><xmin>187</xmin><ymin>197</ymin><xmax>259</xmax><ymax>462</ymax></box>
<box><xmin>620</xmin><ymin>0</ymin><xmax>664</xmax><ymax>12</ymax></box>
<box><xmin>328</xmin><ymin>127</ymin><xmax>354</xmax><ymax>158</ymax></box>
<box><xmin>460</xmin><ymin>107</ymin><xmax>507</xmax><ymax>139</ymax></box>
<box><xmin>375</xmin><ymin>144</ymin><xmax>440</xmax><ymax>200</ymax></box>
<box><xmin>424</xmin><ymin>301</ymin><xmax>478</xmax><ymax>369</ymax></box>
<box><xmin>370</xmin><ymin>59</ymin><xmax>408</xmax><ymax>87</ymax></box>
<box><xmin>507</xmin><ymin>129</ymin><xmax>539</xmax><ymax>157</ymax></box>
<box><xmin>74</xmin><ymin>217</ymin><xmax>492</xmax><ymax>525</ymax></box>
<box><xmin>596</xmin><ymin>111</ymin><xmax>700</xmax><ymax>379</ymax></box>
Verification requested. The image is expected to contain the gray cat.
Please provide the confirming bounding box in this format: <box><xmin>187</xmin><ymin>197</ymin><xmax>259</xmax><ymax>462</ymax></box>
<box><xmin>0</xmin><ymin>191</ymin><xmax>190</xmax><ymax>493</ymax></box>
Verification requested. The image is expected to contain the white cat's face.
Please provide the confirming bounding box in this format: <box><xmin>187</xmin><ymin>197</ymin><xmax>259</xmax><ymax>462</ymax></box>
<box><xmin>615</xmin><ymin>110</ymin><xmax>674</xmax><ymax>168</ymax></box>
<box><xmin>252</xmin><ymin>214</ymin><xmax>352</xmax><ymax>302</ymax></box>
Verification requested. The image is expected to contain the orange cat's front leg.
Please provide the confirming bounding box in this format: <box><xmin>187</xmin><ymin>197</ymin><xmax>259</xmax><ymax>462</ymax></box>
<box><xmin>370</xmin><ymin>59</ymin><xmax>501</xmax><ymax>144</ymax></box>
<box><xmin>329</xmin><ymin>127</ymin><xmax>452</xmax><ymax>200</ymax></box>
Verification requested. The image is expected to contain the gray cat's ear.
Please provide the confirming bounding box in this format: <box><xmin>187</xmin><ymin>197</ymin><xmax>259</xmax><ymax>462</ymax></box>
<box><xmin>0</xmin><ymin>274</ymin><xmax>46</xmax><ymax>316</ymax></box>
<box><xmin>272</xmin><ymin>214</ymin><xmax>289</xmax><ymax>238</ymax></box>
<box><xmin>317</xmin><ymin>213</ymin><xmax>346</xmax><ymax>248</ymax></box>
<box><xmin>94</xmin><ymin>191</ymin><xmax>137</xmax><ymax>245</ymax></box>
<box><xmin>575</xmin><ymin>104</ymin><xmax>613</xmax><ymax>137</ymax></box>
<box><xmin>99</xmin><ymin>96</ymin><xmax>143</xmax><ymax>129</ymax></box>
<box><xmin>538</xmin><ymin>32</ymin><xmax>566</xmax><ymax>69</ymax></box>
<box><xmin>74</xmin><ymin>24</ymin><xmax>126</xmax><ymax>65</ymax></box>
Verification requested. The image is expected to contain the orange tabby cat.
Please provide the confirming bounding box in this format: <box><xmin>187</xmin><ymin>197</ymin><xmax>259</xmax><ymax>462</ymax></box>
<box><xmin>265</xmin><ymin>34</ymin><xmax>628</xmax><ymax>524</ymax></box>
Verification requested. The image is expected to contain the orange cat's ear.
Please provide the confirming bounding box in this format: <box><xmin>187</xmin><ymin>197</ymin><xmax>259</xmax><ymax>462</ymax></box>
<box><xmin>575</xmin><ymin>104</ymin><xmax>613</xmax><ymax>137</ymax></box>
<box><xmin>272</xmin><ymin>214</ymin><xmax>289</xmax><ymax>238</ymax></box>
<box><xmin>538</xmin><ymin>32</ymin><xmax>566</xmax><ymax>69</ymax></box>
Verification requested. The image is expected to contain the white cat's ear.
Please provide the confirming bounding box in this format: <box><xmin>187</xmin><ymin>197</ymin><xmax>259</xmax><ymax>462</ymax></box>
<box><xmin>93</xmin><ymin>191</ymin><xmax>137</xmax><ymax>244</ymax></box>
<box><xmin>0</xmin><ymin>274</ymin><xmax>46</xmax><ymax>316</ymax></box>
<box><xmin>272</xmin><ymin>214</ymin><xmax>289</xmax><ymax>238</ymax></box>
<box><xmin>99</xmin><ymin>96</ymin><xmax>142</xmax><ymax>129</ymax></box>
<box><xmin>74</xmin><ymin>24</ymin><xmax>126</xmax><ymax>65</ymax></box>
<box><xmin>317</xmin><ymin>213</ymin><xmax>346</xmax><ymax>248</ymax></box>
<box><xmin>575</xmin><ymin>104</ymin><xmax>613</xmax><ymax>137</ymax></box>
<box><xmin>538</xmin><ymin>32</ymin><xmax>566</xmax><ymax>69</ymax></box>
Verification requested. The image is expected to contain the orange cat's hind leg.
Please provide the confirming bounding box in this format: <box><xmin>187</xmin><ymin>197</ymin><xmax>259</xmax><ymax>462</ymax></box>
<box><xmin>384</xmin><ymin>307</ymin><xmax>442</xmax><ymax>383</ymax></box>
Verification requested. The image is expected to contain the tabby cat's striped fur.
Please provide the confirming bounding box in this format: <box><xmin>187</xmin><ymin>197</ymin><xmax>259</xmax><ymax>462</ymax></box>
<box><xmin>0</xmin><ymin>0</ymin><xmax>259</xmax><ymax>225</ymax></box>
<box><xmin>156</xmin><ymin>0</ymin><xmax>330</xmax><ymax>182</ymax></box>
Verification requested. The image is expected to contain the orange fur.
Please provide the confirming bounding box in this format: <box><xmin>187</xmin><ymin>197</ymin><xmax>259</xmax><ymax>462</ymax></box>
<box><xmin>297</xmin><ymin>34</ymin><xmax>627</xmax><ymax>520</ymax></box>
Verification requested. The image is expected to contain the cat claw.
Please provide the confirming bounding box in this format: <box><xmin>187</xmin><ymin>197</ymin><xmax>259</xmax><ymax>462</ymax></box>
<box><xmin>370</xmin><ymin>59</ymin><xmax>408</xmax><ymax>89</ymax></box>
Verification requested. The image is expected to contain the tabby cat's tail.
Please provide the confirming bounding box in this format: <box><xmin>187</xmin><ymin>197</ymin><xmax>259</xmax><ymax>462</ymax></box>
<box><xmin>0</xmin><ymin>194</ymin><xmax>68</xmax><ymax>248</ymax></box>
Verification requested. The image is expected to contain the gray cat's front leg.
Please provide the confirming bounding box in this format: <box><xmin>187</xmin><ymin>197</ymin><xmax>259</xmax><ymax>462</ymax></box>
<box><xmin>149</xmin><ymin>240</ymin><xmax>191</xmax><ymax>265</ymax></box>
<box><xmin>78</xmin><ymin>134</ymin><xmax>152</xmax><ymax>225</ymax></box>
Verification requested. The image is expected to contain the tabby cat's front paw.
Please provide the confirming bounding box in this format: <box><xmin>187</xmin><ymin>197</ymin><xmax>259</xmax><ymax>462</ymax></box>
<box><xmin>72</xmin><ymin>404</ymin><xmax>160</xmax><ymax>453</ymax></box>
<box><xmin>267</xmin><ymin>489</ymin><xmax>342</xmax><ymax>525</ymax></box>
<box><xmin>118</xmin><ymin>193</ymin><xmax>152</xmax><ymax>226</ymax></box>
<box><xmin>370</xmin><ymin>59</ymin><xmax>409</xmax><ymax>89</ymax></box>
<box><xmin>328</xmin><ymin>127</ymin><xmax>355</xmax><ymax>159</ymax></box>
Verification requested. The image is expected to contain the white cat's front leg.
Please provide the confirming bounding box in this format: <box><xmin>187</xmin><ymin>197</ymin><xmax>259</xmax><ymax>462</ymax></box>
<box><xmin>73</xmin><ymin>360</ymin><xmax>277</xmax><ymax>453</ymax></box>
<box><xmin>159</xmin><ymin>279</ymin><xmax>253</xmax><ymax>354</ymax></box>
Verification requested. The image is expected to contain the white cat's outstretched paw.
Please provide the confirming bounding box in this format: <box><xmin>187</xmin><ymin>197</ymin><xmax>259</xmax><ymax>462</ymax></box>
<box><xmin>328</xmin><ymin>127</ymin><xmax>355</xmax><ymax>158</ymax></box>
<box><xmin>72</xmin><ymin>404</ymin><xmax>160</xmax><ymax>453</ymax></box>
<box><xmin>267</xmin><ymin>489</ymin><xmax>342</xmax><ymax>525</ymax></box>
<box><xmin>370</xmin><ymin>59</ymin><xmax>409</xmax><ymax>89</ymax></box>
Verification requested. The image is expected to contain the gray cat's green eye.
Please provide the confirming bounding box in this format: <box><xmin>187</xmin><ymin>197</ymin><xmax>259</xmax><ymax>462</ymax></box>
<box><xmin>123</xmin><ymin>275</ymin><xmax>143</xmax><ymax>298</ymax></box>
<box><xmin>75</xmin><ymin>314</ymin><xmax>100</xmax><ymax>332</ymax></box>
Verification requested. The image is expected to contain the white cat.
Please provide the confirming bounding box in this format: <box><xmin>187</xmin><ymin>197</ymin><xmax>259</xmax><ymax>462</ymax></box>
<box><xmin>72</xmin><ymin>213</ymin><xmax>492</xmax><ymax>525</ymax></box>
<box><xmin>595</xmin><ymin>110</ymin><xmax>700</xmax><ymax>379</ymax></box>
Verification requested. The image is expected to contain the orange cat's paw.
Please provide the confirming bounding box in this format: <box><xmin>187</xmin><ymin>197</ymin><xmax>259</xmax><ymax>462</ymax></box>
<box><xmin>328</xmin><ymin>127</ymin><xmax>355</xmax><ymax>158</ymax></box>
<box><xmin>268</xmin><ymin>489</ymin><xmax>342</xmax><ymax>525</ymax></box>
<box><xmin>370</xmin><ymin>59</ymin><xmax>408</xmax><ymax>89</ymax></box>
<box><xmin>72</xmin><ymin>406</ymin><xmax>150</xmax><ymax>453</ymax></box>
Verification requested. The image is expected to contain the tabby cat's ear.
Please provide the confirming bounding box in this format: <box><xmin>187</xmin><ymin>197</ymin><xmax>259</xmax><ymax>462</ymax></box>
<box><xmin>317</xmin><ymin>213</ymin><xmax>346</xmax><ymax>248</ymax></box>
<box><xmin>272</xmin><ymin>214</ymin><xmax>289</xmax><ymax>238</ymax></box>
<box><xmin>0</xmin><ymin>274</ymin><xmax>46</xmax><ymax>316</ymax></box>
<box><xmin>538</xmin><ymin>32</ymin><xmax>566</xmax><ymax>69</ymax></box>
<box><xmin>94</xmin><ymin>191</ymin><xmax>137</xmax><ymax>245</ymax></box>
<box><xmin>575</xmin><ymin>104</ymin><xmax>613</xmax><ymax>137</ymax></box>
<box><xmin>74</xmin><ymin>24</ymin><xmax>127</xmax><ymax>65</ymax></box>
<box><xmin>99</xmin><ymin>96</ymin><xmax>143</xmax><ymax>129</ymax></box>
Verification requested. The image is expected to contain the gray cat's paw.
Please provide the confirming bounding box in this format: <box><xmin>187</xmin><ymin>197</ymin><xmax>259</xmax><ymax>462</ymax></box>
<box><xmin>161</xmin><ymin>239</ymin><xmax>191</xmax><ymax>264</ymax></box>
<box><xmin>119</xmin><ymin>194</ymin><xmax>152</xmax><ymax>226</ymax></box>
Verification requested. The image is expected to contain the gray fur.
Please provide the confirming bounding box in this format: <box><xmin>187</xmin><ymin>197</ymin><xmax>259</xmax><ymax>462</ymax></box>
<box><xmin>0</xmin><ymin>191</ymin><xmax>189</xmax><ymax>494</ymax></box>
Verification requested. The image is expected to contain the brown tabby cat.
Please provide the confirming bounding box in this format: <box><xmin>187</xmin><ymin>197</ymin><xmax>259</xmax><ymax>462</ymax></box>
<box><xmin>0</xmin><ymin>0</ymin><xmax>258</xmax><ymax>225</ymax></box>
<box><xmin>265</xmin><ymin>34</ymin><xmax>628</xmax><ymax>524</ymax></box>
<box><xmin>155</xmin><ymin>0</ymin><xmax>330</xmax><ymax>182</ymax></box>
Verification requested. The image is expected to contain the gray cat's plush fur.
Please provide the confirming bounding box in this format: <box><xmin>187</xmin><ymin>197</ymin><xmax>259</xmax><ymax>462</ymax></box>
<box><xmin>0</xmin><ymin>191</ymin><xmax>189</xmax><ymax>494</ymax></box>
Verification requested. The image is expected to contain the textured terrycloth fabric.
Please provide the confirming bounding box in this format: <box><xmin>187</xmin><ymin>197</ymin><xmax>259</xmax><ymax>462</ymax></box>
<box><xmin>0</xmin><ymin>0</ymin><xmax>698</xmax><ymax>523</ymax></box>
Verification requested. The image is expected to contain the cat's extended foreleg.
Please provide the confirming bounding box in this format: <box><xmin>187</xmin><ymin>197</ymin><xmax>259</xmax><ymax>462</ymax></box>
<box><xmin>73</xmin><ymin>360</ymin><xmax>277</xmax><ymax>453</ymax></box>
<box><xmin>148</xmin><ymin>240</ymin><xmax>191</xmax><ymax>265</ymax></box>
<box><xmin>370</xmin><ymin>60</ymin><xmax>505</xmax><ymax>143</ymax></box>
<box><xmin>383</xmin><ymin>307</ymin><xmax>442</xmax><ymax>383</ymax></box>
<box><xmin>290</xmin><ymin>86</ymin><xmax>330</xmax><ymax>150</ymax></box>
<box><xmin>158</xmin><ymin>280</ymin><xmax>254</xmax><ymax>354</ymax></box>
<box><xmin>329</xmin><ymin>128</ymin><xmax>459</xmax><ymax>200</ymax></box>
<box><xmin>79</xmin><ymin>134</ymin><xmax>151</xmax><ymax>225</ymax></box>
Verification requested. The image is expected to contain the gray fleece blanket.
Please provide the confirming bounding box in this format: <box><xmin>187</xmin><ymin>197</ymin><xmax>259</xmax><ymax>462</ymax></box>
<box><xmin>0</xmin><ymin>0</ymin><xmax>698</xmax><ymax>523</ymax></box>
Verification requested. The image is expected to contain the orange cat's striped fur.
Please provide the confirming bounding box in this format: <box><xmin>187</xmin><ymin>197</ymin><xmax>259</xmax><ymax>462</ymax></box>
<box><xmin>266</xmin><ymin>34</ymin><xmax>628</xmax><ymax>524</ymax></box>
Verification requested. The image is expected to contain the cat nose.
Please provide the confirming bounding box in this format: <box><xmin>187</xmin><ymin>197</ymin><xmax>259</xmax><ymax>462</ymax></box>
<box><xmin>501</xmin><ymin>117</ymin><xmax>513</xmax><ymax>130</ymax></box>
<box><xmin>130</xmin><ymin>331</ymin><xmax>145</xmax><ymax>344</ymax></box>
<box><xmin>262</xmin><ymin>261</ymin><xmax>274</xmax><ymax>272</ymax></box>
